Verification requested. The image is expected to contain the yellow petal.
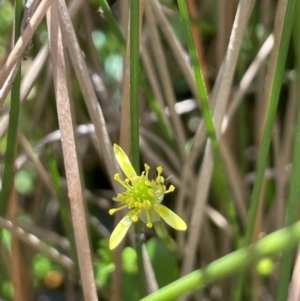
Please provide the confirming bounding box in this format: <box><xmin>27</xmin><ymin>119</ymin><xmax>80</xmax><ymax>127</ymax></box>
<box><xmin>113</xmin><ymin>144</ymin><xmax>137</xmax><ymax>179</ymax></box>
<box><xmin>109</xmin><ymin>214</ymin><xmax>133</xmax><ymax>250</ymax></box>
<box><xmin>154</xmin><ymin>204</ymin><xmax>187</xmax><ymax>231</ymax></box>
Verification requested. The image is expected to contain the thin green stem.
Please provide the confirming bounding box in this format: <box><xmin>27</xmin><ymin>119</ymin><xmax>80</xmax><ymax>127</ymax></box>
<box><xmin>276</xmin><ymin>82</ymin><xmax>300</xmax><ymax>301</ymax></box>
<box><xmin>97</xmin><ymin>0</ymin><xmax>126</xmax><ymax>49</ymax></box>
<box><xmin>276</xmin><ymin>3</ymin><xmax>300</xmax><ymax>300</ymax></box>
<box><xmin>95</xmin><ymin>0</ymin><xmax>174</xmax><ymax>145</ymax></box>
<box><xmin>140</xmin><ymin>220</ymin><xmax>300</xmax><ymax>301</ymax></box>
<box><xmin>0</xmin><ymin>0</ymin><xmax>22</xmax><ymax>214</ymax></box>
<box><xmin>247</xmin><ymin>6</ymin><xmax>293</xmax><ymax>243</ymax></box>
<box><xmin>129</xmin><ymin>0</ymin><xmax>147</xmax><ymax>297</ymax></box>
<box><xmin>154</xmin><ymin>221</ymin><xmax>178</xmax><ymax>254</ymax></box>
<box><xmin>244</xmin><ymin>0</ymin><xmax>296</xmax><ymax>250</ymax></box>
<box><xmin>130</xmin><ymin>0</ymin><xmax>140</xmax><ymax>171</ymax></box>
<box><xmin>177</xmin><ymin>0</ymin><xmax>240</xmax><ymax>244</ymax></box>
<box><xmin>234</xmin><ymin>0</ymin><xmax>297</xmax><ymax>299</ymax></box>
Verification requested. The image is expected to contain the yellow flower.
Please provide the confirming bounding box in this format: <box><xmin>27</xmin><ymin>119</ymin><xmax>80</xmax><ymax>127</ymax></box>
<box><xmin>109</xmin><ymin>144</ymin><xmax>187</xmax><ymax>250</ymax></box>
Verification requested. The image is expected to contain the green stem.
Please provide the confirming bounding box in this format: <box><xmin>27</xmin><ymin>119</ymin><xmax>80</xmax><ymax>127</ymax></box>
<box><xmin>244</xmin><ymin>0</ymin><xmax>296</xmax><ymax>252</ymax></box>
<box><xmin>276</xmin><ymin>3</ymin><xmax>300</xmax><ymax>300</ymax></box>
<box><xmin>177</xmin><ymin>0</ymin><xmax>240</xmax><ymax>244</ymax></box>
<box><xmin>276</xmin><ymin>83</ymin><xmax>300</xmax><ymax>301</ymax></box>
<box><xmin>130</xmin><ymin>0</ymin><xmax>140</xmax><ymax>171</ymax></box>
<box><xmin>97</xmin><ymin>0</ymin><xmax>126</xmax><ymax>49</ymax></box>
<box><xmin>154</xmin><ymin>221</ymin><xmax>178</xmax><ymax>254</ymax></box>
<box><xmin>233</xmin><ymin>0</ymin><xmax>297</xmax><ymax>299</ymax></box>
<box><xmin>140</xmin><ymin>220</ymin><xmax>300</xmax><ymax>301</ymax></box>
<box><xmin>0</xmin><ymin>0</ymin><xmax>22</xmax><ymax>215</ymax></box>
<box><xmin>95</xmin><ymin>0</ymin><xmax>174</xmax><ymax>145</ymax></box>
<box><xmin>129</xmin><ymin>0</ymin><xmax>147</xmax><ymax>297</ymax></box>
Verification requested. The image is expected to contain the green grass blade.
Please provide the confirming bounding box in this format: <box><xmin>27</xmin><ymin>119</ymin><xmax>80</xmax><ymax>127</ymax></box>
<box><xmin>95</xmin><ymin>0</ymin><xmax>174</xmax><ymax>145</ymax></box>
<box><xmin>276</xmin><ymin>4</ymin><xmax>300</xmax><ymax>300</ymax></box>
<box><xmin>129</xmin><ymin>0</ymin><xmax>140</xmax><ymax>197</ymax></box>
<box><xmin>177</xmin><ymin>0</ymin><xmax>240</xmax><ymax>244</ymax></box>
<box><xmin>245</xmin><ymin>0</ymin><xmax>296</xmax><ymax>248</ymax></box>
<box><xmin>234</xmin><ymin>0</ymin><xmax>297</xmax><ymax>299</ymax></box>
<box><xmin>0</xmin><ymin>0</ymin><xmax>22</xmax><ymax>214</ymax></box>
<box><xmin>96</xmin><ymin>0</ymin><xmax>126</xmax><ymax>48</ymax></box>
<box><xmin>276</xmin><ymin>80</ymin><xmax>300</xmax><ymax>301</ymax></box>
<box><xmin>129</xmin><ymin>0</ymin><xmax>147</xmax><ymax>297</ymax></box>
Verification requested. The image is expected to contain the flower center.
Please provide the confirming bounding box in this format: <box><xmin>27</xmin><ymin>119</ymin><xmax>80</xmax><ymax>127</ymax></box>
<box><xmin>129</xmin><ymin>181</ymin><xmax>155</xmax><ymax>205</ymax></box>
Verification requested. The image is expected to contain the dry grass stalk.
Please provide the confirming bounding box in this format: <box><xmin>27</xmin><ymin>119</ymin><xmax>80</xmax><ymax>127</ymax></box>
<box><xmin>0</xmin><ymin>0</ymin><xmax>53</xmax><ymax>88</ymax></box>
<box><xmin>181</xmin><ymin>0</ymin><xmax>257</xmax><ymax>279</ymax></box>
<box><xmin>46</xmin><ymin>2</ymin><xmax>98</xmax><ymax>300</ymax></box>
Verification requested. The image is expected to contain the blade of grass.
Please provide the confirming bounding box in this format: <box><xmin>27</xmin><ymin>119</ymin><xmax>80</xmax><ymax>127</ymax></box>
<box><xmin>0</xmin><ymin>0</ymin><xmax>22</xmax><ymax>215</ymax></box>
<box><xmin>97</xmin><ymin>0</ymin><xmax>126</xmax><ymax>49</ymax></box>
<box><xmin>177</xmin><ymin>0</ymin><xmax>240</xmax><ymax>246</ymax></box>
<box><xmin>129</xmin><ymin>0</ymin><xmax>148</xmax><ymax>297</ymax></box>
<box><xmin>179</xmin><ymin>1</ymin><xmax>255</xmax><ymax>277</ymax></box>
<box><xmin>119</xmin><ymin>6</ymin><xmax>131</xmax><ymax>152</ymax></box>
<box><xmin>180</xmin><ymin>0</ymin><xmax>256</xmax><ymax>278</ymax></box>
<box><xmin>129</xmin><ymin>0</ymin><xmax>140</xmax><ymax>199</ymax></box>
<box><xmin>276</xmin><ymin>82</ymin><xmax>300</xmax><ymax>300</ymax></box>
<box><xmin>271</xmin><ymin>84</ymin><xmax>296</xmax><ymax>230</ymax></box>
<box><xmin>46</xmin><ymin>2</ymin><xmax>98</xmax><ymax>300</ymax></box>
<box><xmin>186</xmin><ymin>0</ymin><xmax>210</xmax><ymax>91</ymax></box>
<box><xmin>244</xmin><ymin>0</ymin><xmax>295</xmax><ymax>245</ymax></box>
<box><xmin>95</xmin><ymin>0</ymin><xmax>175</xmax><ymax>146</ymax></box>
<box><xmin>233</xmin><ymin>0</ymin><xmax>297</xmax><ymax>299</ymax></box>
<box><xmin>276</xmin><ymin>3</ymin><xmax>300</xmax><ymax>300</ymax></box>
<box><xmin>114</xmin><ymin>5</ymin><xmax>131</xmax><ymax>301</ymax></box>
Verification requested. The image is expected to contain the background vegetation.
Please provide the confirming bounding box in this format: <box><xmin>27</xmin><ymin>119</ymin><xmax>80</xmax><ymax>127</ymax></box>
<box><xmin>0</xmin><ymin>0</ymin><xmax>300</xmax><ymax>300</ymax></box>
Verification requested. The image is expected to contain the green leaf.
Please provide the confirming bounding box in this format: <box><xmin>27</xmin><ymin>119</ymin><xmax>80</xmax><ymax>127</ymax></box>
<box><xmin>122</xmin><ymin>247</ymin><xmax>138</xmax><ymax>274</ymax></box>
<box><xmin>121</xmin><ymin>247</ymin><xmax>141</xmax><ymax>301</ymax></box>
<box><xmin>146</xmin><ymin>237</ymin><xmax>179</xmax><ymax>288</ymax></box>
